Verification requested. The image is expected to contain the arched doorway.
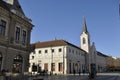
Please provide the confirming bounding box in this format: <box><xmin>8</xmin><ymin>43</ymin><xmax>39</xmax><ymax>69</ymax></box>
<box><xmin>13</xmin><ymin>55</ymin><xmax>23</xmax><ymax>73</ymax></box>
<box><xmin>0</xmin><ymin>52</ymin><xmax>2</xmax><ymax>71</ymax></box>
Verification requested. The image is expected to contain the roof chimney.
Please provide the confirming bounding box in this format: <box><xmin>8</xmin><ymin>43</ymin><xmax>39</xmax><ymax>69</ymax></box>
<box><xmin>7</xmin><ymin>0</ymin><xmax>14</xmax><ymax>5</ymax></box>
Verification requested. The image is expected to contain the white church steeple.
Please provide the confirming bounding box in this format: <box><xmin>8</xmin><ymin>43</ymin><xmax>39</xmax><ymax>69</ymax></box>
<box><xmin>80</xmin><ymin>17</ymin><xmax>90</xmax><ymax>53</ymax></box>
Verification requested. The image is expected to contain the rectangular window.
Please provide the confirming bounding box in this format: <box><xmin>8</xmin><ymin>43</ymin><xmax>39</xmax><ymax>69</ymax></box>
<box><xmin>51</xmin><ymin>49</ymin><xmax>54</xmax><ymax>53</ymax></box>
<box><xmin>72</xmin><ymin>50</ymin><xmax>74</xmax><ymax>53</ymax></box>
<box><xmin>0</xmin><ymin>20</ymin><xmax>6</xmax><ymax>36</ymax></box>
<box><xmin>22</xmin><ymin>30</ymin><xmax>26</xmax><ymax>45</ymax></box>
<box><xmin>32</xmin><ymin>56</ymin><xmax>34</xmax><ymax>59</ymax></box>
<box><xmin>45</xmin><ymin>50</ymin><xmax>48</xmax><ymax>53</ymax></box>
<box><xmin>33</xmin><ymin>51</ymin><xmax>36</xmax><ymax>54</ymax></box>
<box><xmin>58</xmin><ymin>63</ymin><xmax>63</xmax><ymax>72</ymax></box>
<box><xmin>69</xmin><ymin>49</ymin><xmax>71</xmax><ymax>53</ymax></box>
<box><xmin>32</xmin><ymin>63</ymin><xmax>37</xmax><ymax>72</ymax></box>
<box><xmin>58</xmin><ymin>48</ymin><xmax>62</xmax><ymax>52</ymax></box>
<box><xmin>44</xmin><ymin>63</ymin><xmax>48</xmax><ymax>70</ymax></box>
<box><xmin>15</xmin><ymin>27</ymin><xmax>20</xmax><ymax>41</ymax></box>
<box><xmin>51</xmin><ymin>63</ymin><xmax>55</xmax><ymax>71</ymax></box>
<box><xmin>39</xmin><ymin>50</ymin><xmax>41</xmax><ymax>54</ymax></box>
<box><xmin>76</xmin><ymin>51</ymin><xmax>78</xmax><ymax>54</ymax></box>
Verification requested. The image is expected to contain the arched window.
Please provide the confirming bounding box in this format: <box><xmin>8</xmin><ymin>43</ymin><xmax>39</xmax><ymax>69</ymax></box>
<box><xmin>83</xmin><ymin>38</ymin><xmax>86</xmax><ymax>44</ymax></box>
<box><xmin>13</xmin><ymin>55</ymin><xmax>23</xmax><ymax>73</ymax></box>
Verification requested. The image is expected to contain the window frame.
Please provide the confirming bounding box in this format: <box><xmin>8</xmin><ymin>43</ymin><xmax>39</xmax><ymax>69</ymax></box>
<box><xmin>0</xmin><ymin>19</ymin><xmax>6</xmax><ymax>36</ymax></box>
<box><xmin>15</xmin><ymin>26</ymin><xmax>21</xmax><ymax>42</ymax></box>
<box><xmin>22</xmin><ymin>29</ymin><xmax>27</xmax><ymax>45</ymax></box>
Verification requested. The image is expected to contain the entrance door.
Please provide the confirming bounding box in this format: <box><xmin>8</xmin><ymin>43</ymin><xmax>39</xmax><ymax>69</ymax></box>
<box><xmin>13</xmin><ymin>55</ymin><xmax>23</xmax><ymax>73</ymax></box>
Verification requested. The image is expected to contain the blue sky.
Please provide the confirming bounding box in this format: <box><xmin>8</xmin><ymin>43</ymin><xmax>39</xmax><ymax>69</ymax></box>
<box><xmin>19</xmin><ymin>0</ymin><xmax>120</xmax><ymax>57</ymax></box>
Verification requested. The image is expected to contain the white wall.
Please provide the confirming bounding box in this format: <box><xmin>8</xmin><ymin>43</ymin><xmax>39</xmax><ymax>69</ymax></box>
<box><xmin>29</xmin><ymin>45</ymin><xmax>86</xmax><ymax>74</ymax></box>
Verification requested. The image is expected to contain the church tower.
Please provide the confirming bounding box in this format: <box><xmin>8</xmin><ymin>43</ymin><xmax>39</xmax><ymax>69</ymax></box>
<box><xmin>80</xmin><ymin>17</ymin><xmax>90</xmax><ymax>53</ymax></box>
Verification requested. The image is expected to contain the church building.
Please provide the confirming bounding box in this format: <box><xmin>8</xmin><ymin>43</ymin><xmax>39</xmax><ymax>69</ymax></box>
<box><xmin>0</xmin><ymin>0</ymin><xmax>33</xmax><ymax>73</ymax></box>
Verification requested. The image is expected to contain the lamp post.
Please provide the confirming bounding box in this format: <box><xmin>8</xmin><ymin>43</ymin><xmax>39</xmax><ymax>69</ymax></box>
<box><xmin>63</xmin><ymin>46</ymin><xmax>65</xmax><ymax>74</ymax></box>
<box><xmin>51</xmin><ymin>48</ymin><xmax>53</xmax><ymax>75</ymax></box>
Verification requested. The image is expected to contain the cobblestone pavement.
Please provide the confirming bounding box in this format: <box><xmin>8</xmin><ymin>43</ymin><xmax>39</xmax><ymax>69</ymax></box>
<box><xmin>29</xmin><ymin>75</ymin><xmax>120</xmax><ymax>80</ymax></box>
<box><xmin>29</xmin><ymin>73</ymin><xmax>120</xmax><ymax>80</ymax></box>
<box><xmin>29</xmin><ymin>75</ymin><xmax>88</xmax><ymax>80</ymax></box>
<box><xmin>91</xmin><ymin>76</ymin><xmax>120</xmax><ymax>80</ymax></box>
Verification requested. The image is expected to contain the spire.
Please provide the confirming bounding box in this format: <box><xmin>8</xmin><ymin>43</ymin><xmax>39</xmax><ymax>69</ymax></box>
<box><xmin>7</xmin><ymin>0</ymin><xmax>25</xmax><ymax>15</ymax></box>
<box><xmin>82</xmin><ymin>17</ymin><xmax>88</xmax><ymax>34</ymax></box>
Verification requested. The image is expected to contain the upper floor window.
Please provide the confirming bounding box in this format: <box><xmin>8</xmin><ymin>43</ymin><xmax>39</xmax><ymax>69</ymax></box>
<box><xmin>58</xmin><ymin>48</ymin><xmax>62</xmax><ymax>52</ymax></box>
<box><xmin>83</xmin><ymin>38</ymin><xmax>86</xmax><ymax>44</ymax></box>
<box><xmin>72</xmin><ymin>50</ymin><xmax>74</xmax><ymax>53</ymax></box>
<box><xmin>45</xmin><ymin>50</ymin><xmax>48</xmax><ymax>53</ymax></box>
<box><xmin>33</xmin><ymin>51</ymin><xmax>36</xmax><ymax>54</ymax></box>
<box><xmin>15</xmin><ymin>27</ymin><xmax>20</xmax><ymax>41</ymax></box>
<box><xmin>51</xmin><ymin>49</ymin><xmax>54</xmax><ymax>53</ymax></box>
<box><xmin>39</xmin><ymin>50</ymin><xmax>41</xmax><ymax>54</ymax></box>
<box><xmin>22</xmin><ymin>30</ymin><xmax>27</xmax><ymax>45</ymax></box>
<box><xmin>0</xmin><ymin>20</ymin><xmax>6</xmax><ymax>36</ymax></box>
<box><xmin>76</xmin><ymin>51</ymin><xmax>78</xmax><ymax>54</ymax></box>
<box><xmin>69</xmin><ymin>48</ymin><xmax>71</xmax><ymax>53</ymax></box>
<box><xmin>32</xmin><ymin>56</ymin><xmax>34</xmax><ymax>59</ymax></box>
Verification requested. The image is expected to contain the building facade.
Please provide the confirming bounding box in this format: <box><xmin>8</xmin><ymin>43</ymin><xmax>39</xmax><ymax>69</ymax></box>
<box><xmin>29</xmin><ymin>40</ymin><xmax>86</xmax><ymax>74</ymax></box>
<box><xmin>29</xmin><ymin>18</ymin><xmax>108</xmax><ymax>74</ymax></box>
<box><xmin>0</xmin><ymin>0</ymin><xmax>33</xmax><ymax>73</ymax></box>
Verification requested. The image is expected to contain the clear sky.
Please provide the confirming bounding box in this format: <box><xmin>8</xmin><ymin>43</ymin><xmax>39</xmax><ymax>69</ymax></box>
<box><xmin>19</xmin><ymin>0</ymin><xmax>120</xmax><ymax>57</ymax></box>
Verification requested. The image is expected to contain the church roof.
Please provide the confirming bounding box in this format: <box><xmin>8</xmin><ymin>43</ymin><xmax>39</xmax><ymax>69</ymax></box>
<box><xmin>97</xmin><ymin>51</ymin><xmax>108</xmax><ymax>57</ymax></box>
<box><xmin>31</xmin><ymin>40</ymin><xmax>86</xmax><ymax>53</ymax></box>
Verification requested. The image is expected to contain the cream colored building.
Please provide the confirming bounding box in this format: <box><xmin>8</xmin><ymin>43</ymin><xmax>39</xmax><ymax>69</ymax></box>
<box><xmin>0</xmin><ymin>0</ymin><xmax>33</xmax><ymax>73</ymax></box>
<box><xmin>29</xmin><ymin>18</ymin><xmax>108</xmax><ymax>74</ymax></box>
<box><xmin>29</xmin><ymin>40</ymin><xmax>86</xmax><ymax>74</ymax></box>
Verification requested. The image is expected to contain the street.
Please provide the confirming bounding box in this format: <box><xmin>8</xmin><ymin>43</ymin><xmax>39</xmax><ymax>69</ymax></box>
<box><xmin>29</xmin><ymin>73</ymin><xmax>120</xmax><ymax>80</ymax></box>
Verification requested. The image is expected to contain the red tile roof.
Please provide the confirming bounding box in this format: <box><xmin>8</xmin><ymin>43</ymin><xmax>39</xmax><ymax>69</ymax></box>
<box><xmin>30</xmin><ymin>40</ymin><xmax>86</xmax><ymax>52</ymax></box>
<box><xmin>35</xmin><ymin>40</ymin><xmax>67</xmax><ymax>48</ymax></box>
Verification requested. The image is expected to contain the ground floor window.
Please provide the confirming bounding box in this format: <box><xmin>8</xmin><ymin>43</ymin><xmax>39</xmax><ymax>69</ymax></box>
<box><xmin>58</xmin><ymin>63</ymin><xmax>63</xmax><ymax>72</ymax></box>
<box><xmin>44</xmin><ymin>63</ymin><xmax>48</xmax><ymax>70</ymax></box>
<box><xmin>32</xmin><ymin>63</ymin><xmax>37</xmax><ymax>72</ymax></box>
<box><xmin>12</xmin><ymin>55</ymin><xmax>23</xmax><ymax>73</ymax></box>
<box><xmin>51</xmin><ymin>63</ymin><xmax>55</xmax><ymax>71</ymax></box>
<box><xmin>69</xmin><ymin>63</ymin><xmax>71</xmax><ymax>73</ymax></box>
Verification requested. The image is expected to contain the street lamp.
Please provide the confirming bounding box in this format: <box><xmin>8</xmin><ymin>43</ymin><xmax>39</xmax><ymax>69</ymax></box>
<box><xmin>51</xmin><ymin>48</ymin><xmax>53</xmax><ymax>75</ymax></box>
<box><xmin>63</xmin><ymin>46</ymin><xmax>65</xmax><ymax>74</ymax></box>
